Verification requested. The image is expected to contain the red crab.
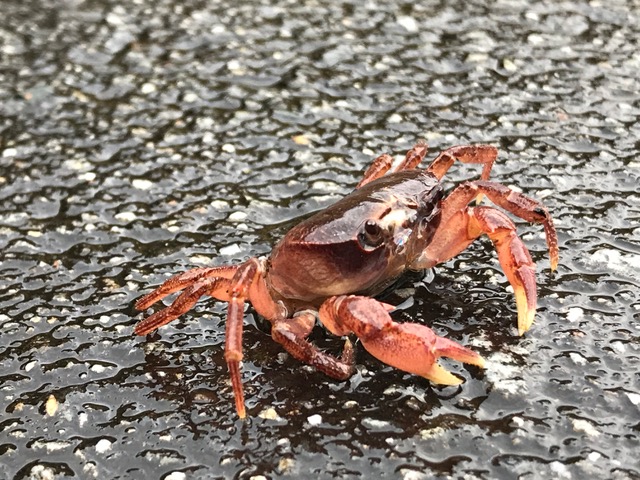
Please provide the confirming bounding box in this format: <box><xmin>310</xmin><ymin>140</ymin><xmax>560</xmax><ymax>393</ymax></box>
<box><xmin>134</xmin><ymin>142</ymin><xmax>559</xmax><ymax>418</ymax></box>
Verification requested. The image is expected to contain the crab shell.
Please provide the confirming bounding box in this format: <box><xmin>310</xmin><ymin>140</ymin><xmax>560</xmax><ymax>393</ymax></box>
<box><xmin>268</xmin><ymin>170</ymin><xmax>443</xmax><ymax>303</ymax></box>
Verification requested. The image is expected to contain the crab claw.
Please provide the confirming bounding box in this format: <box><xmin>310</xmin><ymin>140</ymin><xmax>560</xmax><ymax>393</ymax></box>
<box><xmin>319</xmin><ymin>296</ymin><xmax>484</xmax><ymax>386</ymax></box>
<box><xmin>511</xmin><ymin>264</ymin><xmax>537</xmax><ymax>336</ymax></box>
<box><xmin>362</xmin><ymin>322</ymin><xmax>485</xmax><ymax>385</ymax></box>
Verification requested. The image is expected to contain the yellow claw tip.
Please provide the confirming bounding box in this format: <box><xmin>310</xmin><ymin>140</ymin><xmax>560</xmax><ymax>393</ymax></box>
<box><xmin>422</xmin><ymin>363</ymin><xmax>463</xmax><ymax>386</ymax></box>
<box><xmin>517</xmin><ymin>308</ymin><xmax>535</xmax><ymax>336</ymax></box>
<box><xmin>471</xmin><ymin>354</ymin><xmax>486</xmax><ymax>369</ymax></box>
<box><xmin>515</xmin><ymin>284</ymin><xmax>536</xmax><ymax>336</ymax></box>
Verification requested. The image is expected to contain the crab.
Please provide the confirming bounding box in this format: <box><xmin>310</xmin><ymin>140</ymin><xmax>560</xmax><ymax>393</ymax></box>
<box><xmin>134</xmin><ymin>142</ymin><xmax>559</xmax><ymax>418</ymax></box>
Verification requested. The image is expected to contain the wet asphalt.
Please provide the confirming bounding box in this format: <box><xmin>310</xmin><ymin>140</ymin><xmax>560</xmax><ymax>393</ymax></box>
<box><xmin>1</xmin><ymin>1</ymin><xmax>639</xmax><ymax>479</ymax></box>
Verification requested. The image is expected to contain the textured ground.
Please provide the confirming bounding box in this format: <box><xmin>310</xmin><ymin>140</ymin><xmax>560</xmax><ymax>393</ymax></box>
<box><xmin>1</xmin><ymin>0</ymin><xmax>639</xmax><ymax>479</ymax></box>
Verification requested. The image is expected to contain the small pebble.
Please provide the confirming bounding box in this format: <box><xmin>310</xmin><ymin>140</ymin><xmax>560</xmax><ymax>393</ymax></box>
<box><xmin>567</xmin><ymin>307</ymin><xmax>583</xmax><ymax>322</ymax></box>
<box><xmin>292</xmin><ymin>134</ymin><xmax>310</xmax><ymax>145</ymax></box>
<box><xmin>90</xmin><ymin>364</ymin><xmax>106</xmax><ymax>373</ymax></box>
<box><xmin>258</xmin><ymin>407</ymin><xmax>281</xmax><ymax>420</ymax></box>
<box><xmin>115</xmin><ymin>211</ymin><xmax>137</xmax><ymax>222</ymax></box>
<box><xmin>45</xmin><ymin>395</ymin><xmax>58</xmax><ymax>416</ymax></box>
<box><xmin>165</xmin><ymin>473</ymin><xmax>186</xmax><ymax>480</ymax></box>
<box><xmin>2</xmin><ymin>147</ymin><xmax>17</xmax><ymax>157</ymax></box>
<box><xmin>219</xmin><ymin>244</ymin><xmax>242</xmax><ymax>256</ymax></box>
<box><xmin>396</xmin><ymin>16</ymin><xmax>418</xmax><ymax>32</ymax></box>
<box><xmin>221</xmin><ymin>143</ymin><xmax>236</xmax><ymax>153</ymax></box>
<box><xmin>141</xmin><ymin>82</ymin><xmax>156</xmax><ymax>94</ymax></box>
<box><xmin>95</xmin><ymin>438</ymin><xmax>113</xmax><ymax>453</ymax></box>
<box><xmin>132</xmin><ymin>179</ymin><xmax>153</xmax><ymax>190</ymax></box>
<box><xmin>29</xmin><ymin>465</ymin><xmax>56</xmax><ymax>480</ymax></box>
<box><xmin>587</xmin><ymin>451</ymin><xmax>602</xmax><ymax>462</ymax></box>
<box><xmin>228</xmin><ymin>211</ymin><xmax>247</xmax><ymax>222</ymax></box>
<box><xmin>572</xmin><ymin>419</ymin><xmax>600</xmax><ymax>437</ymax></box>
<box><xmin>306</xmin><ymin>414</ymin><xmax>322</xmax><ymax>426</ymax></box>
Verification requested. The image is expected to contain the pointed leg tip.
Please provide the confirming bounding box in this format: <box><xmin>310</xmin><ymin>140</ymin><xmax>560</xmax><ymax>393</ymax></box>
<box><xmin>133</xmin><ymin>323</ymin><xmax>154</xmax><ymax>336</ymax></box>
<box><xmin>233</xmin><ymin>388</ymin><xmax>247</xmax><ymax>419</ymax></box>
<box><xmin>227</xmin><ymin>359</ymin><xmax>247</xmax><ymax>421</ymax></box>
<box><xmin>133</xmin><ymin>309</ymin><xmax>173</xmax><ymax>336</ymax></box>
<box><xmin>133</xmin><ymin>319</ymin><xmax>153</xmax><ymax>336</ymax></box>
<box><xmin>135</xmin><ymin>293</ymin><xmax>158</xmax><ymax>311</ymax></box>
<box><xmin>341</xmin><ymin>337</ymin><xmax>355</xmax><ymax>365</ymax></box>
<box><xmin>134</xmin><ymin>299</ymin><xmax>148</xmax><ymax>311</ymax></box>
<box><xmin>343</xmin><ymin>337</ymin><xmax>354</xmax><ymax>352</ymax></box>
<box><xmin>379</xmin><ymin>301</ymin><xmax>396</xmax><ymax>312</ymax></box>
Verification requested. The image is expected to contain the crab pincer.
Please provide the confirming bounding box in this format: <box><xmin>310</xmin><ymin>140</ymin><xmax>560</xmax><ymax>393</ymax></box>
<box><xmin>319</xmin><ymin>296</ymin><xmax>485</xmax><ymax>385</ymax></box>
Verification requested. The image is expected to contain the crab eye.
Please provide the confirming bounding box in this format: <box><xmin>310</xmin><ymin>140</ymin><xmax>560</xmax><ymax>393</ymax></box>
<box><xmin>359</xmin><ymin>220</ymin><xmax>383</xmax><ymax>249</ymax></box>
<box><xmin>419</xmin><ymin>216</ymin><xmax>431</xmax><ymax>232</ymax></box>
<box><xmin>419</xmin><ymin>209</ymin><xmax>441</xmax><ymax>242</ymax></box>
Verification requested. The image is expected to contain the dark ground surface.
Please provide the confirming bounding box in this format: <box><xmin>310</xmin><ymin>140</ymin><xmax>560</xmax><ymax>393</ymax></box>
<box><xmin>1</xmin><ymin>0</ymin><xmax>639</xmax><ymax>479</ymax></box>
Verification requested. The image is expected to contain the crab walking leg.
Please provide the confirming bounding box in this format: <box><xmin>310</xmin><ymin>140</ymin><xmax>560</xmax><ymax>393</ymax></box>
<box><xmin>356</xmin><ymin>142</ymin><xmax>429</xmax><ymax>189</ymax></box>
<box><xmin>427</xmin><ymin>181</ymin><xmax>559</xmax><ymax>271</ymax></box>
<box><xmin>356</xmin><ymin>153</ymin><xmax>394</xmax><ymax>188</ymax></box>
<box><xmin>319</xmin><ymin>296</ymin><xmax>485</xmax><ymax>385</ymax></box>
<box><xmin>224</xmin><ymin>258</ymin><xmax>264</xmax><ymax>419</ymax></box>
<box><xmin>393</xmin><ymin>141</ymin><xmax>428</xmax><ymax>172</ymax></box>
<box><xmin>426</xmin><ymin>144</ymin><xmax>498</xmax><ymax>182</ymax></box>
<box><xmin>272</xmin><ymin>310</ymin><xmax>356</xmax><ymax>380</ymax></box>
<box><xmin>135</xmin><ymin>265</ymin><xmax>238</xmax><ymax>310</ymax></box>
<box><xmin>475</xmin><ymin>181</ymin><xmax>559</xmax><ymax>269</ymax></box>
<box><xmin>134</xmin><ymin>277</ymin><xmax>233</xmax><ymax>335</ymax></box>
